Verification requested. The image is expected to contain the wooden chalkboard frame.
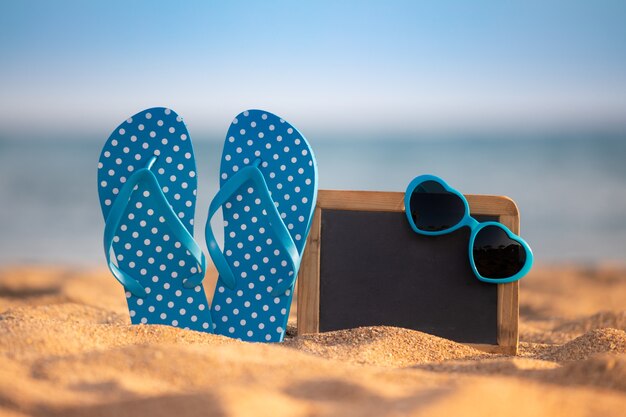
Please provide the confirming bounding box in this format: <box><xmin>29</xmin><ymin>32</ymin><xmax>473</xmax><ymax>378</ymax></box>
<box><xmin>296</xmin><ymin>190</ymin><xmax>520</xmax><ymax>355</ymax></box>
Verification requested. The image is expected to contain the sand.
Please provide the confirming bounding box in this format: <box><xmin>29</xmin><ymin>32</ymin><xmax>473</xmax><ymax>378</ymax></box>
<box><xmin>1</xmin><ymin>264</ymin><xmax>625</xmax><ymax>416</ymax></box>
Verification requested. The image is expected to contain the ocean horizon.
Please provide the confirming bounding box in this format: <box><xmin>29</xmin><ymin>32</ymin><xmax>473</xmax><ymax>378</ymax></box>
<box><xmin>1</xmin><ymin>133</ymin><xmax>625</xmax><ymax>266</ymax></box>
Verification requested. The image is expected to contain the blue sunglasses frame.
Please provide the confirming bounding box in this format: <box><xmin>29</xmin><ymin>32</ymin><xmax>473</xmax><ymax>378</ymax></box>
<box><xmin>404</xmin><ymin>174</ymin><xmax>534</xmax><ymax>284</ymax></box>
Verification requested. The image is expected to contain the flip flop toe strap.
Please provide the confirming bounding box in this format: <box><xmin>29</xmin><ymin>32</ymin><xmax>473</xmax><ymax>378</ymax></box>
<box><xmin>205</xmin><ymin>159</ymin><xmax>300</xmax><ymax>296</ymax></box>
<box><xmin>104</xmin><ymin>156</ymin><xmax>206</xmax><ymax>298</ymax></box>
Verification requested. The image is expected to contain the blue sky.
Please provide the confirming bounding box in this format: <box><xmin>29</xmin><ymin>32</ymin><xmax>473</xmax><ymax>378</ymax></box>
<box><xmin>1</xmin><ymin>1</ymin><xmax>625</xmax><ymax>141</ymax></box>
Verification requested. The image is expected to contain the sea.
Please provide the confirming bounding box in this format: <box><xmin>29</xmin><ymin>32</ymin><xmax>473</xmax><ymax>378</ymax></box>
<box><xmin>1</xmin><ymin>134</ymin><xmax>625</xmax><ymax>265</ymax></box>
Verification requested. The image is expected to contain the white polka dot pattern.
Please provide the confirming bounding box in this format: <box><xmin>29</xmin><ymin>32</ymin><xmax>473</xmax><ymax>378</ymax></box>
<box><xmin>97</xmin><ymin>107</ymin><xmax>212</xmax><ymax>332</ymax></box>
<box><xmin>210</xmin><ymin>109</ymin><xmax>318</xmax><ymax>342</ymax></box>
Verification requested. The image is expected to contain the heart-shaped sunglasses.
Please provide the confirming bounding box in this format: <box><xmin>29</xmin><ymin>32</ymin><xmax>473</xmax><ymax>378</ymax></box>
<box><xmin>404</xmin><ymin>175</ymin><xmax>533</xmax><ymax>283</ymax></box>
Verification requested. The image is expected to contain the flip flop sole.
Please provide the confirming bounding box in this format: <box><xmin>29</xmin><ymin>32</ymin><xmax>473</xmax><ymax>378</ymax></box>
<box><xmin>211</xmin><ymin>110</ymin><xmax>317</xmax><ymax>342</ymax></box>
<box><xmin>98</xmin><ymin>107</ymin><xmax>212</xmax><ymax>331</ymax></box>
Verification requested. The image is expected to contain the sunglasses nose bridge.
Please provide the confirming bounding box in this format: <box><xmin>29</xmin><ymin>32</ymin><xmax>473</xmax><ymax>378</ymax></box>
<box><xmin>465</xmin><ymin>216</ymin><xmax>480</xmax><ymax>230</ymax></box>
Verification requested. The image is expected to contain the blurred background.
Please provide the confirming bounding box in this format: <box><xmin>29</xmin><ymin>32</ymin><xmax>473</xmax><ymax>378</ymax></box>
<box><xmin>1</xmin><ymin>1</ymin><xmax>625</xmax><ymax>265</ymax></box>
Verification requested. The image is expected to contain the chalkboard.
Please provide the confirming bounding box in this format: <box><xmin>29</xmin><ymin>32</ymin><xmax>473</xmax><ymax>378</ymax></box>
<box><xmin>297</xmin><ymin>190</ymin><xmax>520</xmax><ymax>354</ymax></box>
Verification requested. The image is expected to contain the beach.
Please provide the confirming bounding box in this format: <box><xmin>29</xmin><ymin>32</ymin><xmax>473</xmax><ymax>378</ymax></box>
<box><xmin>3</xmin><ymin>1</ymin><xmax>626</xmax><ymax>415</ymax></box>
<box><xmin>1</xmin><ymin>263</ymin><xmax>625</xmax><ymax>416</ymax></box>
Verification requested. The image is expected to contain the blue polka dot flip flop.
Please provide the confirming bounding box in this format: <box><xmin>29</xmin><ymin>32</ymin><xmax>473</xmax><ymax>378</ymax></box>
<box><xmin>98</xmin><ymin>107</ymin><xmax>213</xmax><ymax>332</ymax></box>
<box><xmin>205</xmin><ymin>110</ymin><xmax>318</xmax><ymax>342</ymax></box>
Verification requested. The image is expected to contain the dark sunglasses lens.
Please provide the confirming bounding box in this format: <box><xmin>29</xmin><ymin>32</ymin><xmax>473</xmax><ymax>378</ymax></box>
<box><xmin>473</xmin><ymin>225</ymin><xmax>527</xmax><ymax>279</ymax></box>
<box><xmin>409</xmin><ymin>180</ymin><xmax>466</xmax><ymax>232</ymax></box>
